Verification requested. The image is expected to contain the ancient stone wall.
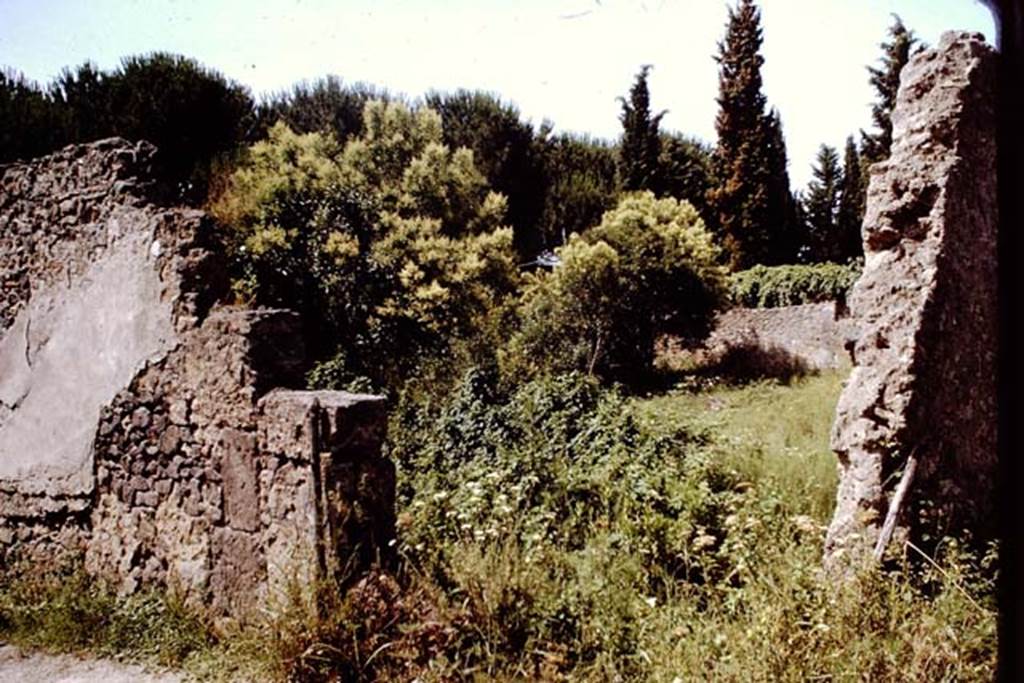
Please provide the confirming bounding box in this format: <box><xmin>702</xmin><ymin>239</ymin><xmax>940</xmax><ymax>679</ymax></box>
<box><xmin>706</xmin><ymin>302</ymin><xmax>850</xmax><ymax>371</ymax></box>
<box><xmin>0</xmin><ymin>139</ymin><xmax>221</xmax><ymax>555</ymax></box>
<box><xmin>825</xmin><ymin>33</ymin><xmax>998</xmax><ymax>570</ymax></box>
<box><xmin>0</xmin><ymin>139</ymin><xmax>394</xmax><ymax>617</ymax></box>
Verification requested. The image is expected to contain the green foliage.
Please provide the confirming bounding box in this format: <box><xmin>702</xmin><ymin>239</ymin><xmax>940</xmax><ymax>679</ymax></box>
<box><xmin>708</xmin><ymin>0</ymin><xmax>795</xmax><ymax>269</ymax></box>
<box><xmin>0</xmin><ymin>69</ymin><xmax>63</xmax><ymax>162</ymax></box>
<box><xmin>535</xmin><ymin>132</ymin><xmax>620</xmax><ymax>249</ymax></box>
<box><xmin>836</xmin><ymin>135</ymin><xmax>866</xmax><ymax>260</ymax></box>
<box><xmin>0</xmin><ymin>560</ymin><xmax>212</xmax><ymax>668</ymax></box>
<box><xmin>256</xmin><ymin>75</ymin><xmax>390</xmax><ymax>143</ymax></box>
<box><xmin>213</xmin><ymin>101</ymin><xmax>519</xmax><ymax>386</ymax></box>
<box><xmin>0</xmin><ymin>374</ymin><xmax>997</xmax><ymax>682</ymax></box>
<box><xmin>376</xmin><ymin>369</ymin><xmax>996</xmax><ymax>681</ymax></box>
<box><xmin>506</xmin><ymin>192</ymin><xmax>728</xmax><ymax>383</ymax></box>
<box><xmin>52</xmin><ymin>53</ymin><xmax>255</xmax><ymax>202</ymax></box>
<box><xmin>861</xmin><ymin>15</ymin><xmax>921</xmax><ymax>164</ymax></box>
<box><xmin>618</xmin><ymin>65</ymin><xmax>665</xmax><ymax>194</ymax></box>
<box><xmin>658</xmin><ymin>132</ymin><xmax>715</xmax><ymax>223</ymax></box>
<box><xmin>730</xmin><ymin>261</ymin><xmax>861</xmax><ymax>308</ymax></box>
<box><xmin>2</xmin><ymin>54</ymin><xmax>254</xmax><ymax>202</ymax></box>
<box><xmin>802</xmin><ymin>143</ymin><xmax>843</xmax><ymax>260</ymax></box>
<box><xmin>389</xmin><ymin>369</ymin><xmax>748</xmax><ymax>674</ymax></box>
<box><xmin>426</xmin><ymin>89</ymin><xmax>547</xmax><ymax>259</ymax></box>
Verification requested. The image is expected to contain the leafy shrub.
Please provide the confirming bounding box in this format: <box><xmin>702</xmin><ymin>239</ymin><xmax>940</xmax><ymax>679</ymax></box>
<box><xmin>730</xmin><ymin>261</ymin><xmax>860</xmax><ymax>308</ymax></box>
<box><xmin>392</xmin><ymin>368</ymin><xmax>745</xmax><ymax>590</ymax></box>
<box><xmin>211</xmin><ymin>101</ymin><xmax>520</xmax><ymax>387</ymax></box>
<box><xmin>504</xmin><ymin>192</ymin><xmax>728</xmax><ymax>384</ymax></box>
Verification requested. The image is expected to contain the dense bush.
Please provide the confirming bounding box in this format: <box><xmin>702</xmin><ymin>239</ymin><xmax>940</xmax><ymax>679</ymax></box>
<box><xmin>393</xmin><ymin>369</ymin><xmax>739</xmax><ymax>577</ymax></box>
<box><xmin>505</xmin><ymin>192</ymin><xmax>728</xmax><ymax>383</ymax></box>
<box><xmin>212</xmin><ymin>101</ymin><xmax>519</xmax><ymax>386</ymax></box>
<box><xmin>385</xmin><ymin>368</ymin><xmax>750</xmax><ymax>675</ymax></box>
<box><xmin>730</xmin><ymin>261</ymin><xmax>860</xmax><ymax>308</ymax></box>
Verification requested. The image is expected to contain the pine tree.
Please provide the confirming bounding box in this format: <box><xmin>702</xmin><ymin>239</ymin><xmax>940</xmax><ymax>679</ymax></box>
<box><xmin>835</xmin><ymin>135</ymin><xmax>865</xmax><ymax>262</ymax></box>
<box><xmin>861</xmin><ymin>15</ymin><xmax>919</xmax><ymax>164</ymax></box>
<box><xmin>803</xmin><ymin>144</ymin><xmax>842</xmax><ymax>262</ymax></box>
<box><xmin>707</xmin><ymin>0</ymin><xmax>793</xmax><ymax>270</ymax></box>
<box><xmin>618</xmin><ymin>65</ymin><xmax>665</xmax><ymax>193</ymax></box>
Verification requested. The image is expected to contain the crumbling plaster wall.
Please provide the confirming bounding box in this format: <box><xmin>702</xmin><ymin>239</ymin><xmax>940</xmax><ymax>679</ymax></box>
<box><xmin>0</xmin><ymin>139</ymin><xmax>394</xmax><ymax>617</ymax></box>
<box><xmin>0</xmin><ymin>139</ymin><xmax>221</xmax><ymax>554</ymax></box>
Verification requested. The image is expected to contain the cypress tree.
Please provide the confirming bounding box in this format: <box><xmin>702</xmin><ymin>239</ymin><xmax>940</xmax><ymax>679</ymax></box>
<box><xmin>803</xmin><ymin>144</ymin><xmax>842</xmax><ymax>262</ymax></box>
<box><xmin>618</xmin><ymin>65</ymin><xmax>665</xmax><ymax>193</ymax></box>
<box><xmin>763</xmin><ymin>108</ymin><xmax>797</xmax><ymax>263</ymax></box>
<box><xmin>861</xmin><ymin>15</ymin><xmax>919</xmax><ymax>164</ymax></box>
<box><xmin>708</xmin><ymin>0</ymin><xmax>792</xmax><ymax>270</ymax></box>
<box><xmin>836</xmin><ymin>135</ymin><xmax>865</xmax><ymax>261</ymax></box>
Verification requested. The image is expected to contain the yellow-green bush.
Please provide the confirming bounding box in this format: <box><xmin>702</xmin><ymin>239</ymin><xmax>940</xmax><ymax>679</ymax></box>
<box><xmin>504</xmin><ymin>192</ymin><xmax>728</xmax><ymax>383</ymax></box>
<box><xmin>210</xmin><ymin>101</ymin><xmax>519</xmax><ymax>386</ymax></box>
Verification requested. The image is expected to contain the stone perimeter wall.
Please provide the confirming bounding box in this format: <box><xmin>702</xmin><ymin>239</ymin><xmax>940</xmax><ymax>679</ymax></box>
<box><xmin>825</xmin><ymin>32</ymin><xmax>998</xmax><ymax>570</ymax></box>
<box><xmin>0</xmin><ymin>139</ymin><xmax>394</xmax><ymax>617</ymax></box>
<box><xmin>706</xmin><ymin>301</ymin><xmax>850</xmax><ymax>371</ymax></box>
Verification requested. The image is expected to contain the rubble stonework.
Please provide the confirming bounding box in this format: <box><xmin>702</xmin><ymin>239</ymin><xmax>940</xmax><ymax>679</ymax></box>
<box><xmin>825</xmin><ymin>33</ymin><xmax>998</xmax><ymax>570</ymax></box>
<box><xmin>706</xmin><ymin>302</ymin><xmax>849</xmax><ymax>371</ymax></box>
<box><xmin>0</xmin><ymin>139</ymin><xmax>394</xmax><ymax>616</ymax></box>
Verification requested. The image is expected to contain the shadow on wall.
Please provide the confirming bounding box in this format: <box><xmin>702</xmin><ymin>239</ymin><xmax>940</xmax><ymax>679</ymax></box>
<box><xmin>698</xmin><ymin>330</ymin><xmax>814</xmax><ymax>385</ymax></box>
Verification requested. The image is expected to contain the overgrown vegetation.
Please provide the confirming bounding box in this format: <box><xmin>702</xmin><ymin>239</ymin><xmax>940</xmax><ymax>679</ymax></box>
<box><xmin>1</xmin><ymin>3</ymin><xmax>996</xmax><ymax>680</ymax></box>
<box><xmin>730</xmin><ymin>261</ymin><xmax>861</xmax><ymax>308</ymax></box>
<box><xmin>0</xmin><ymin>372</ymin><xmax>997</xmax><ymax>681</ymax></box>
<box><xmin>0</xmin><ymin>560</ymin><xmax>212</xmax><ymax>668</ymax></box>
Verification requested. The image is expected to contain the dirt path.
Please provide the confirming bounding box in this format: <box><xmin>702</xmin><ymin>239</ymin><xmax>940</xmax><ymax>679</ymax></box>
<box><xmin>0</xmin><ymin>644</ymin><xmax>183</xmax><ymax>683</ymax></box>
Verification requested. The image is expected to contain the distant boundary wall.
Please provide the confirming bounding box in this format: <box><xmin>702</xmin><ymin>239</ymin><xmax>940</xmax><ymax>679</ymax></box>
<box><xmin>705</xmin><ymin>301</ymin><xmax>850</xmax><ymax>371</ymax></box>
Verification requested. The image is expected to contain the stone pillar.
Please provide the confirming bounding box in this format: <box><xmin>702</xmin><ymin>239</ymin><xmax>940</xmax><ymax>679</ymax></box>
<box><xmin>256</xmin><ymin>390</ymin><xmax>393</xmax><ymax>611</ymax></box>
<box><xmin>825</xmin><ymin>32</ymin><xmax>998</xmax><ymax>571</ymax></box>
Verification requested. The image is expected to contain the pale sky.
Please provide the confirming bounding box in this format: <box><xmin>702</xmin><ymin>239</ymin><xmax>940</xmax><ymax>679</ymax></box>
<box><xmin>0</xmin><ymin>0</ymin><xmax>995</xmax><ymax>188</ymax></box>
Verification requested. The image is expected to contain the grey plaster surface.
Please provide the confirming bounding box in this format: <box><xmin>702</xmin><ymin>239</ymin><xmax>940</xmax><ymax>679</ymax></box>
<box><xmin>0</xmin><ymin>216</ymin><xmax>177</xmax><ymax>496</ymax></box>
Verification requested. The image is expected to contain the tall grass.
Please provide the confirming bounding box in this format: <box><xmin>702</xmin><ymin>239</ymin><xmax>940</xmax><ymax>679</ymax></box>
<box><xmin>0</xmin><ymin>370</ymin><xmax>997</xmax><ymax>681</ymax></box>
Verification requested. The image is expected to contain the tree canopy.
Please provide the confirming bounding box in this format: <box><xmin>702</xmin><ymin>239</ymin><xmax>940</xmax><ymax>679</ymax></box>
<box><xmin>617</xmin><ymin>65</ymin><xmax>665</xmax><ymax>194</ymax></box>
<box><xmin>707</xmin><ymin>0</ymin><xmax>795</xmax><ymax>270</ymax></box>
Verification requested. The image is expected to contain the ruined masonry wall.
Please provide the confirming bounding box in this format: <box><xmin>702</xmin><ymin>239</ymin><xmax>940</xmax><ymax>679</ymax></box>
<box><xmin>825</xmin><ymin>32</ymin><xmax>998</xmax><ymax>569</ymax></box>
<box><xmin>0</xmin><ymin>139</ymin><xmax>394</xmax><ymax>617</ymax></box>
